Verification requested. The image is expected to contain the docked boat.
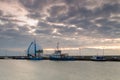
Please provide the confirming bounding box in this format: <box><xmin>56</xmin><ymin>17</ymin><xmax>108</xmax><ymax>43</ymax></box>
<box><xmin>27</xmin><ymin>40</ymin><xmax>43</xmax><ymax>60</ymax></box>
<box><xmin>91</xmin><ymin>56</ymin><xmax>106</xmax><ymax>61</ymax></box>
<box><xmin>49</xmin><ymin>42</ymin><xmax>75</xmax><ymax>61</ymax></box>
<box><xmin>91</xmin><ymin>48</ymin><xmax>106</xmax><ymax>61</ymax></box>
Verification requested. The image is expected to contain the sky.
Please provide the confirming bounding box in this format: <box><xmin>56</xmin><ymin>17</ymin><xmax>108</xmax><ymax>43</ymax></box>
<box><xmin>0</xmin><ymin>0</ymin><xmax>120</xmax><ymax>55</ymax></box>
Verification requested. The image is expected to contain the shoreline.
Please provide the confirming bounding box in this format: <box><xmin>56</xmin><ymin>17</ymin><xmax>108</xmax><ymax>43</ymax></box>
<box><xmin>0</xmin><ymin>55</ymin><xmax>120</xmax><ymax>61</ymax></box>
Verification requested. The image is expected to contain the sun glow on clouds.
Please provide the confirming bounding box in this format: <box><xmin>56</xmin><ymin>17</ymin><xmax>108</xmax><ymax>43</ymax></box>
<box><xmin>88</xmin><ymin>46</ymin><xmax>120</xmax><ymax>50</ymax></box>
<box><xmin>0</xmin><ymin>0</ymin><xmax>27</xmax><ymax>16</ymax></box>
<box><xmin>44</xmin><ymin>46</ymin><xmax>120</xmax><ymax>51</ymax></box>
<box><xmin>28</xmin><ymin>28</ymin><xmax>36</xmax><ymax>35</ymax></box>
<box><xmin>14</xmin><ymin>17</ymin><xmax>39</xmax><ymax>26</ymax></box>
<box><xmin>0</xmin><ymin>0</ymin><xmax>40</xmax><ymax>36</ymax></box>
<box><xmin>0</xmin><ymin>0</ymin><xmax>39</xmax><ymax>27</ymax></box>
<box><xmin>44</xmin><ymin>47</ymin><xmax>79</xmax><ymax>51</ymax></box>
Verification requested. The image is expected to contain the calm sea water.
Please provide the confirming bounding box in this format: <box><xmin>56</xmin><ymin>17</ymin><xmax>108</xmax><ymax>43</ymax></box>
<box><xmin>0</xmin><ymin>60</ymin><xmax>120</xmax><ymax>80</ymax></box>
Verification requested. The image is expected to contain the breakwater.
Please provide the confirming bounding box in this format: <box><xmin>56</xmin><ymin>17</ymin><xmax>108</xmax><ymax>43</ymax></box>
<box><xmin>1</xmin><ymin>55</ymin><xmax>120</xmax><ymax>61</ymax></box>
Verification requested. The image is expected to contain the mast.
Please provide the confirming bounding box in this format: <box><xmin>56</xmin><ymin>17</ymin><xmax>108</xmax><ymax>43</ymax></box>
<box><xmin>79</xmin><ymin>48</ymin><xmax>81</xmax><ymax>56</ymax></box>
<box><xmin>57</xmin><ymin>42</ymin><xmax>59</xmax><ymax>50</ymax></box>
<box><xmin>55</xmin><ymin>42</ymin><xmax>61</xmax><ymax>54</ymax></box>
<box><xmin>103</xmin><ymin>47</ymin><xmax>104</xmax><ymax>56</ymax></box>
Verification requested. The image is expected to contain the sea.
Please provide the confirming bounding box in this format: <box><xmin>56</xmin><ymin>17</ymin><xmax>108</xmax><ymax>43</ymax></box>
<box><xmin>0</xmin><ymin>60</ymin><xmax>120</xmax><ymax>80</ymax></box>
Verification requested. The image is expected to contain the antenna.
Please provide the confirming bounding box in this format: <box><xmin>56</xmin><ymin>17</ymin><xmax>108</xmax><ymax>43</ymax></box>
<box><xmin>57</xmin><ymin>42</ymin><xmax>59</xmax><ymax>50</ymax></box>
<box><xmin>79</xmin><ymin>48</ymin><xmax>81</xmax><ymax>56</ymax></box>
<box><xmin>103</xmin><ymin>47</ymin><xmax>105</xmax><ymax>56</ymax></box>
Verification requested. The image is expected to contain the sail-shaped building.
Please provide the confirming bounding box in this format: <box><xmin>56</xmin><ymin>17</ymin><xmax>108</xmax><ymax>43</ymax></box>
<box><xmin>27</xmin><ymin>40</ymin><xmax>43</xmax><ymax>60</ymax></box>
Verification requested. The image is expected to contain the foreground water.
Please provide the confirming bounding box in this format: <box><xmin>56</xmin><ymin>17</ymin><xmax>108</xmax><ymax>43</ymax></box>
<box><xmin>0</xmin><ymin>60</ymin><xmax>120</xmax><ymax>80</ymax></box>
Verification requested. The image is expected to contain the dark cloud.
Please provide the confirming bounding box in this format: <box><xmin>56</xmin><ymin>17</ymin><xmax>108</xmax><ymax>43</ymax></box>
<box><xmin>27</xmin><ymin>12</ymin><xmax>41</xmax><ymax>19</ymax></box>
<box><xmin>48</xmin><ymin>5</ymin><xmax>67</xmax><ymax>17</ymax></box>
<box><xmin>93</xmin><ymin>4</ymin><xmax>120</xmax><ymax>18</ymax></box>
<box><xmin>0</xmin><ymin>0</ymin><xmax>120</xmax><ymax>55</ymax></box>
<box><xmin>19</xmin><ymin>0</ymin><xmax>41</xmax><ymax>10</ymax></box>
<box><xmin>35</xmin><ymin>29</ymin><xmax>52</xmax><ymax>35</ymax></box>
<box><xmin>1</xmin><ymin>0</ymin><xmax>119</xmax><ymax>39</ymax></box>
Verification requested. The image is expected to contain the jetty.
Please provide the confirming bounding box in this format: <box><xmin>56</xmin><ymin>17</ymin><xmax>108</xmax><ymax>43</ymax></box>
<box><xmin>0</xmin><ymin>55</ymin><xmax>120</xmax><ymax>61</ymax></box>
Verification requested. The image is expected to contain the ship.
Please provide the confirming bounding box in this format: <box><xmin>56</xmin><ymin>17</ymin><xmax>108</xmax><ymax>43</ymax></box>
<box><xmin>27</xmin><ymin>40</ymin><xmax>43</xmax><ymax>60</ymax></box>
<box><xmin>49</xmin><ymin>42</ymin><xmax>75</xmax><ymax>61</ymax></box>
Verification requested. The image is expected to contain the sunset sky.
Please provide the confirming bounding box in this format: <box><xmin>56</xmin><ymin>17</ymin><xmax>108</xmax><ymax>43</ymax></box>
<box><xmin>0</xmin><ymin>0</ymin><xmax>120</xmax><ymax>55</ymax></box>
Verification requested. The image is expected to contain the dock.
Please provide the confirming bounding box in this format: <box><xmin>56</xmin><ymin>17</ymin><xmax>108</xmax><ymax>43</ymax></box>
<box><xmin>0</xmin><ymin>55</ymin><xmax>120</xmax><ymax>61</ymax></box>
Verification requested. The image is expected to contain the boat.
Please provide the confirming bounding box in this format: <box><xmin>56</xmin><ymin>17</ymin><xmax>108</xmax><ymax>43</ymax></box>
<box><xmin>91</xmin><ymin>48</ymin><xmax>106</xmax><ymax>61</ymax></box>
<box><xmin>49</xmin><ymin>42</ymin><xmax>75</xmax><ymax>61</ymax></box>
<box><xmin>27</xmin><ymin>40</ymin><xmax>43</xmax><ymax>60</ymax></box>
<box><xmin>91</xmin><ymin>56</ymin><xmax>106</xmax><ymax>61</ymax></box>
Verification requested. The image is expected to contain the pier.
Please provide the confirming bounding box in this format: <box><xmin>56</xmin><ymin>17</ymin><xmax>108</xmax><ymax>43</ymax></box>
<box><xmin>0</xmin><ymin>55</ymin><xmax>120</xmax><ymax>61</ymax></box>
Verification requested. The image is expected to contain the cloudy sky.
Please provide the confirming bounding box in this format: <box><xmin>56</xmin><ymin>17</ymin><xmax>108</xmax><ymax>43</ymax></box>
<box><xmin>0</xmin><ymin>0</ymin><xmax>120</xmax><ymax>55</ymax></box>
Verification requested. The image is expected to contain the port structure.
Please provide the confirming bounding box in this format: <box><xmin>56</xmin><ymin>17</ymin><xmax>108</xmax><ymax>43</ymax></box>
<box><xmin>27</xmin><ymin>40</ymin><xmax>43</xmax><ymax>59</ymax></box>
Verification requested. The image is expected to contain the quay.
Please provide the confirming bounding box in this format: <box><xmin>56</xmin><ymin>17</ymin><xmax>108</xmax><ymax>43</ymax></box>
<box><xmin>0</xmin><ymin>55</ymin><xmax>120</xmax><ymax>61</ymax></box>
